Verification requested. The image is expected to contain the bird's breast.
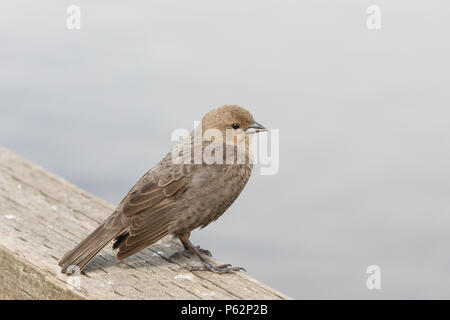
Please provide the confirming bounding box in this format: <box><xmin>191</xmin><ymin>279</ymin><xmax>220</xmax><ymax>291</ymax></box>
<box><xmin>169</xmin><ymin>163</ymin><xmax>253</xmax><ymax>235</ymax></box>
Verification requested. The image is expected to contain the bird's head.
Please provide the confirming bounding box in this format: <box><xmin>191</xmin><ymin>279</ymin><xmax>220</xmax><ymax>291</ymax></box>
<box><xmin>201</xmin><ymin>105</ymin><xmax>266</xmax><ymax>146</ymax></box>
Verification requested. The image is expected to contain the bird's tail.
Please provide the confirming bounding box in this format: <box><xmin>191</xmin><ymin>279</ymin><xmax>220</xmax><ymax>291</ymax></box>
<box><xmin>59</xmin><ymin>216</ymin><xmax>125</xmax><ymax>274</ymax></box>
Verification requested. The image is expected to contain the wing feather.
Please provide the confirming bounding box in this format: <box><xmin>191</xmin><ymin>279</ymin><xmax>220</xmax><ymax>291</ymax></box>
<box><xmin>116</xmin><ymin>162</ymin><xmax>191</xmax><ymax>260</ymax></box>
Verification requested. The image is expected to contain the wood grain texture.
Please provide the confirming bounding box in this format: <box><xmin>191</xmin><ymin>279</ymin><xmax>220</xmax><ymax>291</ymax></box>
<box><xmin>0</xmin><ymin>146</ymin><xmax>289</xmax><ymax>300</ymax></box>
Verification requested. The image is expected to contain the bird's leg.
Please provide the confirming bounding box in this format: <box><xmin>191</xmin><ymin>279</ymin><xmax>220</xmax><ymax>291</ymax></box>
<box><xmin>179</xmin><ymin>234</ymin><xmax>246</xmax><ymax>274</ymax></box>
<box><xmin>169</xmin><ymin>232</ymin><xmax>212</xmax><ymax>261</ymax></box>
<box><xmin>181</xmin><ymin>238</ymin><xmax>212</xmax><ymax>257</ymax></box>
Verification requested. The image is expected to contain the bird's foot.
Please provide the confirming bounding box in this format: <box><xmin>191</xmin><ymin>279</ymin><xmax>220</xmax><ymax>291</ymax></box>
<box><xmin>187</xmin><ymin>261</ymin><xmax>246</xmax><ymax>274</ymax></box>
<box><xmin>195</xmin><ymin>246</ymin><xmax>212</xmax><ymax>257</ymax></box>
<box><xmin>170</xmin><ymin>246</ymin><xmax>212</xmax><ymax>261</ymax></box>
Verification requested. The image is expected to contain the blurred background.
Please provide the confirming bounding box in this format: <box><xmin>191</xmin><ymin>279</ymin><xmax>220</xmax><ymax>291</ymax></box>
<box><xmin>1</xmin><ymin>1</ymin><xmax>450</xmax><ymax>298</ymax></box>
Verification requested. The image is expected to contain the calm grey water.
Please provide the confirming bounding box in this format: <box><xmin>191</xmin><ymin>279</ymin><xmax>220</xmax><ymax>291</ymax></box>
<box><xmin>1</xmin><ymin>1</ymin><xmax>450</xmax><ymax>298</ymax></box>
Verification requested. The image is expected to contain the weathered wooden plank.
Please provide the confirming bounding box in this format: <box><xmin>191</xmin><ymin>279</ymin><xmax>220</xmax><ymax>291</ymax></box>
<box><xmin>0</xmin><ymin>146</ymin><xmax>289</xmax><ymax>300</ymax></box>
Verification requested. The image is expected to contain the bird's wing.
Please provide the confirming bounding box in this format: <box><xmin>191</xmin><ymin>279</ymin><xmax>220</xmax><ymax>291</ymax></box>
<box><xmin>116</xmin><ymin>156</ymin><xmax>192</xmax><ymax>259</ymax></box>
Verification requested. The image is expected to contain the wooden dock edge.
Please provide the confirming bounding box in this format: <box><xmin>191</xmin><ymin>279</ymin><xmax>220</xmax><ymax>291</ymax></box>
<box><xmin>0</xmin><ymin>146</ymin><xmax>290</xmax><ymax>300</ymax></box>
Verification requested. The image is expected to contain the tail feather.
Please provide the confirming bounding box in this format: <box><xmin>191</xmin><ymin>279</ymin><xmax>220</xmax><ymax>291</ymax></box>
<box><xmin>59</xmin><ymin>221</ymin><xmax>125</xmax><ymax>274</ymax></box>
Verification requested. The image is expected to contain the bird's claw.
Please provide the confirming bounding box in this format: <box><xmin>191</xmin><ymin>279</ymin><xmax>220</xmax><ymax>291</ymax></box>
<box><xmin>188</xmin><ymin>262</ymin><xmax>246</xmax><ymax>274</ymax></box>
<box><xmin>196</xmin><ymin>246</ymin><xmax>212</xmax><ymax>257</ymax></box>
<box><xmin>170</xmin><ymin>246</ymin><xmax>212</xmax><ymax>261</ymax></box>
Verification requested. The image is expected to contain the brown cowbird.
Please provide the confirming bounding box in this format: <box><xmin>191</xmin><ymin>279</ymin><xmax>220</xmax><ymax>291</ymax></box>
<box><xmin>59</xmin><ymin>105</ymin><xmax>267</xmax><ymax>274</ymax></box>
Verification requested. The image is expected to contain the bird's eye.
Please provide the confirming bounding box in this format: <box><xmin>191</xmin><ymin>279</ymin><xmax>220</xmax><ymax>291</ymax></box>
<box><xmin>231</xmin><ymin>123</ymin><xmax>240</xmax><ymax>129</ymax></box>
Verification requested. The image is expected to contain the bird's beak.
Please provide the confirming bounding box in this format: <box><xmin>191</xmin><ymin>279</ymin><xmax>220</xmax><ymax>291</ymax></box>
<box><xmin>246</xmin><ymin>120</ymin><xmax>267</xmax><ymax>134</ymax></box>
